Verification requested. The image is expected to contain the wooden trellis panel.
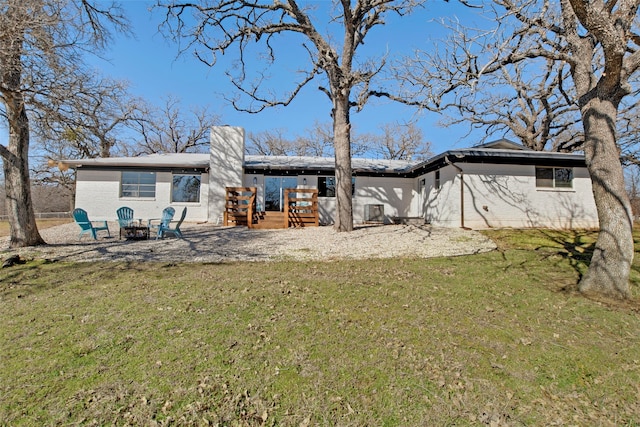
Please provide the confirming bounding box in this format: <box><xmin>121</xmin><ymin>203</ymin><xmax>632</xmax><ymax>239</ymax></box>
<box><xmin>224</xmin><ymin>187</ymin><xmax>256</xmax><ymax>228</ymax></box>
<box><xmin>284</xmin><ymin>188</ymin><xmax>319</xmax><ymax>228</ymax></box>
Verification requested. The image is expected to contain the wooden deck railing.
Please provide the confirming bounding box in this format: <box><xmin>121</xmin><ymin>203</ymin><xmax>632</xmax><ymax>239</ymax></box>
<box><xmin>224</xmin><ymin>187</ymin><xmax>256</xmax><ymax>228</ymax></box>
<box><xmin>284</xmin><ymin>188</ymin><xmax>319</xmax><ymax>228</ymax></box>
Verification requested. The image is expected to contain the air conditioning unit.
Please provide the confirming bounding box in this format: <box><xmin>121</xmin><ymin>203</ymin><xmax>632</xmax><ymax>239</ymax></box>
<box><xmin>364</xmin><ymin>204</ymin><xmax>384</xmax><ymax>223</ymax></box>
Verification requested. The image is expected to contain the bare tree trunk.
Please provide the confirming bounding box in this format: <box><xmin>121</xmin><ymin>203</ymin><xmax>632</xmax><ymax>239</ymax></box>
<box><xmin>2</xmin><ymin>91</ymin><xmax>45</xmax><ymax>247</ymax></box>
<box><xmin>333</xmin><ymin>94</ymin><xmax>353</xmax><ymax>232</ymax></box>
<box><xmin>0</xmin><ymin>2</ymin><xmax>44</xmax><ymax>247</ymax></box>
<box><xmin>578</xmin><ymin>99</ymin><xmax>633</xmax><ymax>298</ymax></box>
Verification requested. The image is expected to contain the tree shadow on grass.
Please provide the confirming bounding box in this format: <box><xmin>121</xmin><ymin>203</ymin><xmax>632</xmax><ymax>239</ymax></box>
<box><xmin>491</xmin><ymin>228</ymin><xmax>597</xmax><ymax>284</ymax></box>
<box><xmin>535</xmin><ymin>229</ymin><xmax>596</xmax><ymax>282</ymax></box>
<box><xmin>531</xmin><ymin>229</ymin><xmax>640</xmax><ymax>312</ymax></box>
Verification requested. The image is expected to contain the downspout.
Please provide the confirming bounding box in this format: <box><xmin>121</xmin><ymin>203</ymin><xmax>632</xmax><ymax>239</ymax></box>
<box><xmin>445</xmin><ymin>156</ymin><xmax>465</xmax><ymax>229</ymax></box>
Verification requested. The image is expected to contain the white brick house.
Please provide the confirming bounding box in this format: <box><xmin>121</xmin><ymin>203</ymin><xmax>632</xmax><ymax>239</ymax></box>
<box><xmin>62</xmin><ymin>126</ymin><xmax>599</xmax><ymax>229</ymax></box>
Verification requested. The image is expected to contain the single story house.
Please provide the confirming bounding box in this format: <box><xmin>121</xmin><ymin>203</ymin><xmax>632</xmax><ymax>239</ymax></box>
<box><xmin>61</xmin><ymin>126</ymin><xmax>599</xmax><ymax>229</ymax></box>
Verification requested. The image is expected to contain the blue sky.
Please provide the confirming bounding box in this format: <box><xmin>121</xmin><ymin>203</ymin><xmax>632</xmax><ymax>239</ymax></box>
<box><xmin>92</xmin><ymin>1</ymin><xmax>488</xmax><ymax>155</ymax></box>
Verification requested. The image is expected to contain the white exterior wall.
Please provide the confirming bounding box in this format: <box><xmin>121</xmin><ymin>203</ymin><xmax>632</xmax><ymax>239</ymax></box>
<box><xmin>74</xmin><ymin>169</ymin><xmax>210</xmax><ymax>222</ymax></box>
<box><xmin>308</xmin><ymin>175</ymin><xmax>415</xmax><ymax>225</ymax></box>
<box><xmin>423</xmin><ymin>163</ymin><xmax>599</xmax><ymax>229</ymax></box>
<box><xmin>72</xmin><ymin>148</ymin><xmax>598</xmax><ymax>230</ymax></box>
<box><xmin>209</xmin><ymin>126</ymin><xmax>245</xmax><ymax>223</ymax></box>
<box><xmin>422</xmin><ymin>165</ymin><xmax>462</xmax><ymax>227</ymax></box>
<box><xmin>352</xmin><ymin>176</ymin><xmax>415</xmax><ymax>224</ymax></box>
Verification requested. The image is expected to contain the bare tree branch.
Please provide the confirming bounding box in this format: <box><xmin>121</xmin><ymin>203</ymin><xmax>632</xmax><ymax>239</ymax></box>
<box><xmin>389</xmin><ymin>0</ymin><xmax>640</xmax><ymax>298</ymax></box>
<box><xmin>128</xmin><ymin>95</ymin><xmax>220</xmax><ymax>154</ymax></box>
<box><xmin>0</xmin><ymin>0</ymin><xmax>130</xmax><ymax>247</ymax></box>
<box><xmin>158</xmin><ymin>0</ymin><xmax>445</xmax><ymax>231</ymax></box>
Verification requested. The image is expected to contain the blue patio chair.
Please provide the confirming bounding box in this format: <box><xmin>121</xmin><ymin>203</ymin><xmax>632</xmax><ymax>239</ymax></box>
<box><xmin>149</xmin><ymin>207</ymin><xmax>175</xmax><ymax>239</ymax></box>
<box><xmin>158</xmin><ymin>207</ymin><xmax>187</xmax><ymax>239</ymax></box>
<box><xmin>116</xmin><ymin>206</ymin><xmax>135</xmax><ymax>227</ymax></box>
<box><xmin>73</xmin><ymin>208</ymin><xmax>110</xmax><ymax>240</ymax></box>
<box><xmin>116</xmin><ymin>206</ymin><xmax>135</xmax><ymax>239</ymax></box>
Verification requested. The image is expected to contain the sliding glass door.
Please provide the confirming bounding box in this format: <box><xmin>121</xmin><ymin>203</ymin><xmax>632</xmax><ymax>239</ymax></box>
<box><xmin>264</xmin><ymin>177</ymin><xmax>298</xmax><ymax>211</ymax></box>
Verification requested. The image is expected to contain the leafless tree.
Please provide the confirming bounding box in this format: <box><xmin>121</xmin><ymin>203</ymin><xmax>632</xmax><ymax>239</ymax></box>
<box><xmin>27</xmin><ymin>71</ymin><xmax>142</xmax><ymax>198</ymax></box>
<box><xmin>129</xmin><ymin>96</ymin><xmax>219</xmax><ymax>155</ymax></box>
<box><xmin>247</xmin><ymin>121</ymin><xmax>368</xmax><ymax>157</ymax></box>
<box><xmin>31</xmin><ymin>153</ymin><xmax>75</xmax><ymax>195</ymax></box>
<box><xmin>617</xmin><ymin>81</ymin><xmax>640</xmax><ymax>165</ymax></box>
<box><xmin>0</xmin><ymin>0</ymin><xmax>128</xmax><ymax>247</ymax></box>
<box><xmin>30</xmin><ymin>72</ymin><xmax>140</xmax><ymax>159</ymax></box>
<box><xmin>624</xmin><ymin>165</ymin><xmax>640</xmax><ymax>219</ymax></box>
<box><xmin>294</xmin><ymin>121</ymin><xmax>371</xmax><ymax>157</ymax></box>
<box><xmin>434</xmin><ymin>57</ymin><xmax>584</xmax><ymax>151</ymax></box>
<box><xmin>293</xmin><ymin>121</ymin><xmax>337</xmax><ymax>157</ymax></box>
<box><xmin>158</xmin><ymin>0</ymin><xmax>443</xmax><ymax>232</ymax></box>
<box><xmin>384</xmin><ymin>0</ymin><xmax>640</xmax><ymax>298</ymax></box>
<box><xmin>0</xmin><ymin>180</ymin><xmax>73</xmax><ymax>215</ymax></box>
<box><xmin>246</xmin><ymin>128</ymin><xmax>295</xmax><ymax>156</ymax></box>
<box><xmin>246</xmin><ymin>120</ymin><xmax>427</xmax><ymax>160</ymax></box>
<box><xmin>366</xmin><ymin>122</ymin><xmax>431</xmax><ymax>160</ymax></box>
<box><xmin>30</xmin><ymin>183</ymin><xmax>73</xmax><ymax>213</ymax></box>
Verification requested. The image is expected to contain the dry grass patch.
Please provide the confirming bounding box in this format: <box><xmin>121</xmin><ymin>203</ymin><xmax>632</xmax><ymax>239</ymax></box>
<box><xmin>1</xmin><ymin>229</ymin><xmax>639</xmax><ymax>425</ymax></box>
<box><xmin>0</xmin><ymin>218</ymin><xmax>72</xmax><ymax>237</ymax></box>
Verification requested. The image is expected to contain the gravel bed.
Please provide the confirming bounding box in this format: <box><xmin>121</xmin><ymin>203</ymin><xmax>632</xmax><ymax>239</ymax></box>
<box><xmin>1</xmin><ymin>222</ymin><xmax>497</xmax><ymax>263</ymax></box>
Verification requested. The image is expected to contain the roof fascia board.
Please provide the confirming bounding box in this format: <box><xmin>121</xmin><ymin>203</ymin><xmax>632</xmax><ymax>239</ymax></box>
<box><xmin>75</xmin><ymin>165</ymin><xmax>208</xmax><ymax>173</ymax></box>
<box><xmin>68</xmin><ymin>149</ymin><xmax>587</xmax><ymax>178</ymax></box>
<box><xmin>410</xmin><ymin>150</ymin><xmax>586</xmax><ymax>177</ymax></box>
<box><xmin>446</xmin><ymin>150</ymin><xmax>587</xmax><ymax>167</ymax></box>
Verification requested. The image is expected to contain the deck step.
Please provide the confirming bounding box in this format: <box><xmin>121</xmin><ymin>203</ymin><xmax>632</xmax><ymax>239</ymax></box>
<box><xmin>252</xmin><ymin>212</ymin><xmax>286</xmax><ymax>229</ymax></box>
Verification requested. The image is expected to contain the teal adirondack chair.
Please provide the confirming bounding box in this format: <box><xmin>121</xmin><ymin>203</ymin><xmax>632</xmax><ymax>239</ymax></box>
<box><xmin>116</xmin><ymin>206</ymin><xmax>135</xmax><ymax>239</ymax></box>
<box><xmin>116</xmin><ymin>206</ymin><xmax>135</xmax><ymax>227</ymax></box>
<box><xmin>149</xmin><ymin>207</ymin><xmax>175</xmax><ymax>239</ymax></box>
<box><xmin>73</xmin><ymin>208</ymin><xmax>110</xmax><ymax>240</ymax></box>
<box><xmin>158</xmin><ymin>207</ymin><xmax>187</xmax><ymax>239</ymax></box>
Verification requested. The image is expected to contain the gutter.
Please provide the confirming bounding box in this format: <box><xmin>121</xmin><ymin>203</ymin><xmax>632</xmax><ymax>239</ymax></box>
<box><xmin>445</xmin><ymin>155</ymin><xmax>466</xmax><ymax>229</ymax></box>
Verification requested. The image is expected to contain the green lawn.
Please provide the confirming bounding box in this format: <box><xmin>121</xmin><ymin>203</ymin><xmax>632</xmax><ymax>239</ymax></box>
<box><xmin>1</xmin><ymin>229</ymin><xmax>639</xmax><ymax>426</ymax></box>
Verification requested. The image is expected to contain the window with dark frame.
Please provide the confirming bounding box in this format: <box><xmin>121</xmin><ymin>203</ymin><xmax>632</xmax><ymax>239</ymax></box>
<box><xmin>172</xmin><ymin>173</ymin><xmax>201</xmax><ymax>203</ymax></box>
<box><xmin>318</xmin><ymin>176</ymin><xmax>335</xmax><ymax>197</ymax></box>
<box><xmin>435</xmin><ymin>170</ymin><xmax>441</xmax><ymax>190</ymax></box>
<box><xmin>120</xmin><ymin>171</ymin><xmax>156</xmax><ymax>198</ymax></box>
<box><xmin>318</xmin><ymin>176</ymin><xmax>355</xmax><ymax>197</ymax></box>
<box><xmin>554</xmin><ymin>168</ymin><xmax>573</xmax><ymax>188</ymax></box>
<box><xmin>535</xmin><ymin>167</ymin><xmax>573</xmax><ymax>188</ymax></box>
